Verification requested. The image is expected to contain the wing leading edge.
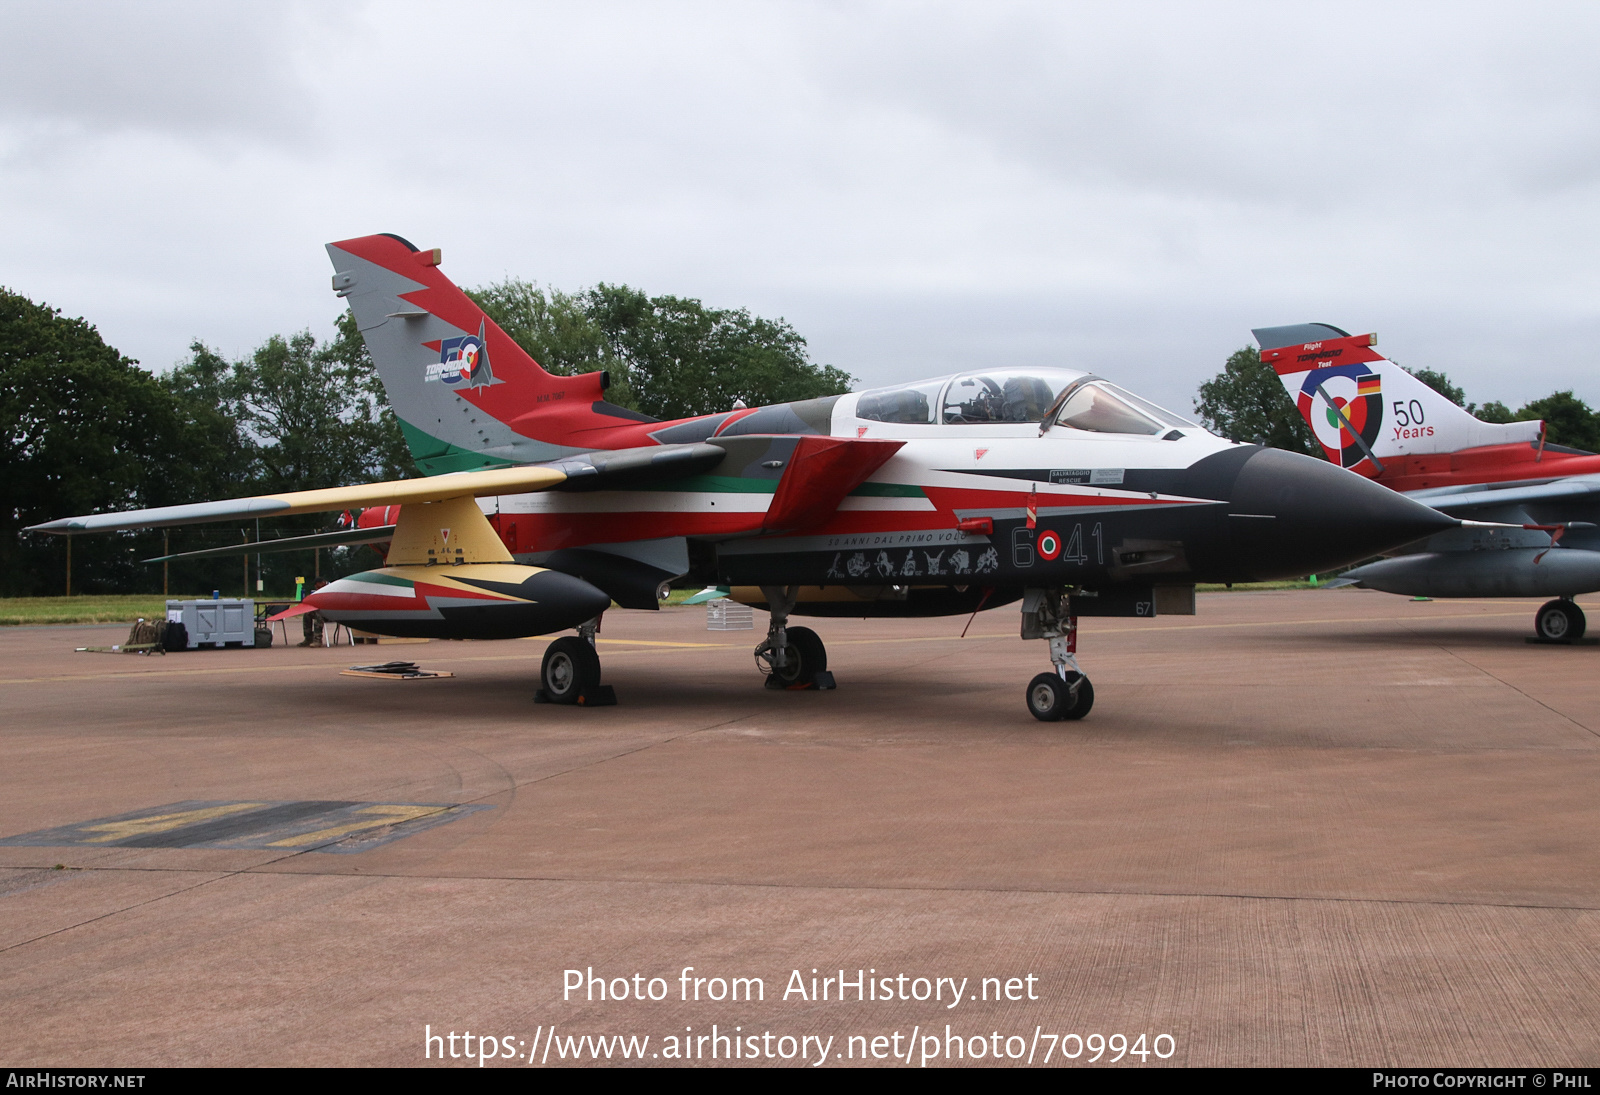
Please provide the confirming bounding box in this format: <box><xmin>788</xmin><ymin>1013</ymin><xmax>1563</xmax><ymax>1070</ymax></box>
<box><xmin>25</xmin><ymin>465</ymin><xmax>570</xmax><ymax>535</ymax></box>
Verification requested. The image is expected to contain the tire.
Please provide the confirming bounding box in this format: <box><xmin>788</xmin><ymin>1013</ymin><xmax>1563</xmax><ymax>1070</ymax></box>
<box><xmin>1027</xmin><ymin>671</ymin><xmax>1094</xmax><ymax>722</ymax></box>
<box><xmin>1027</xmin><ymin>672</ymin><xmax>1069</xmax><ymax>721</ymax></box>
<box><xmin>542</xmin><ymin>636</ymin><xmax>601</xmax><ymax>704</ymax></box>
<box><xmin>1061</xmin><ymin>673</ymin><xmax>1094</xmax><ymax>720</ymax></box>
<box><xmin>1535</xmin><ymin>600</ymin><xmax>1580</xmax><ymax>642</ymax></box>
<box><xmin>771</xmin><ymin>626</ymin><xmax>827</xmax><ymax>687</ymax></box>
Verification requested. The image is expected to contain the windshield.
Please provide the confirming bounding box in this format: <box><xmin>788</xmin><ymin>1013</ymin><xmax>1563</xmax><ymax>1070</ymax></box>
<box><xmin>1054</xmin><ymin>381</ymin><xmax>1183</xmax><ymax>435</ymax></box>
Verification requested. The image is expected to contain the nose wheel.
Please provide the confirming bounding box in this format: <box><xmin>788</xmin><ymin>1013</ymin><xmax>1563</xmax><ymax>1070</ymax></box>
<box><xmin>1021</xmin><ymin>588</ymin><xmax>1093</xmax><ymax>722</ymax></box>
<box><xmin>1027</xmin><ymin>671</ymin><xmax>1094</xmax><ymax>722</ymax></box>
<box><xmin>1534</xmin><ymin>599</ymin><xmax>1587</xmax><ymax>643</ymax></box>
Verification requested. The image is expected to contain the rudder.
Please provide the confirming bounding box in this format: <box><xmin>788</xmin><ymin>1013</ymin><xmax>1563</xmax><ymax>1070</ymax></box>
<box><xmin>1254</xmin><ymin>323</ymin><xmax>1540</xmax><ymax>474</ymax></box>
<box><xmin>327</xmin><ymin>234</ymin><xmax>649</xmax><ymax>473</ymax></box>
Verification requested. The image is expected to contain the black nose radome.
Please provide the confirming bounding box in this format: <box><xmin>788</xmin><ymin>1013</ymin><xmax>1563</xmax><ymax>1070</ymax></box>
<box><xmin>1223</xmin><ymin>447</ymin><xmax>1456</xmax><ymax>580</ymax></box>
<box><xmin>1177</xmin><ymin>446</ymin><xmax>1457</xmax><ymax>583</ymax></box>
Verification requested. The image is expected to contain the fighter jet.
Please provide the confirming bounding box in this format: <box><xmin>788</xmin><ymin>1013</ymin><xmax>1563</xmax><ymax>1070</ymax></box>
<box><xmin>28</xmin><ymin>238</ymin><xmax>1453</xmax><ymax>721</ymax></box>
<box><xmin>1259</xmin><ymin>323</ymin><xmax>1600</xmax><ymax>642</ymax></box>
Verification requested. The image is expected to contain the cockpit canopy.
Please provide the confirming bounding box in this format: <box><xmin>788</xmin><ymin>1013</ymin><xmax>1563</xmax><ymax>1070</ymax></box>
<box><xmin>856</xmin><ymin>368</ymin><xmax>1084</xmax><ymax>425</ymax></box>
<box><xmin>853</xmin><ymin>368</ymin><xmax>1196</xmax><ymax>434</ymax></box>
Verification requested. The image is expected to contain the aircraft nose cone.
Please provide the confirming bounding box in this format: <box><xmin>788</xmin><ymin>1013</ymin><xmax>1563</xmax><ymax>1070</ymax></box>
<box><xmin>1222</xmin><ymin>447</ymin><xmax>1456</xmax><ymax>580</ymax></box>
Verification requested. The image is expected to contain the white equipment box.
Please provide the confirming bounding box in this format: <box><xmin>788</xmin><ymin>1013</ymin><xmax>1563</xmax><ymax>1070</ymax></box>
<box><xmin>706</xmin><ymin>599</ymin><xmax>754</xmax><ymax>630</ymax></box>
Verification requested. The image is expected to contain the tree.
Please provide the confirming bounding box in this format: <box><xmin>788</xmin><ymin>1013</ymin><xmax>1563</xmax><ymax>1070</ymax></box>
<box><xmin>466</xmin><ymin>278</ymin><xmax>632</xmax><ymax>405</ymax></box>
<box><xmin>1514</xmin><ymin>391</ymin><xmax>1600</xmax><ymax>452</ymax></box>
<box><xmin>583</xmin><ymin>284</ymin><xmax>853</xmax><ymax>420</ymax></box>
<box><xmin>1404</xmin><ymin>367</ymin><xmax>1466</xmax><ymax>407</ymax></box>
<box><xmin>0</xmin><ymin>289</ymin><xmax>190</xmax><ymax>594</ymax></box>
<box><xmin>148</xmin><ymin>318</ymin><xmax>412</xmax><ymax>596</ymax></box>
<box><xmin>471</xmin><ymin>279</ymin><xmax>854</xmax><ymax>420</ymax></box>
<box><xmin>1194</xmin><ymin>346</ymin><xmax>1317</xmax><ymax>456</ymax></box>
<box><xmin>226</xmin><ymin>320</ymin><xmax>408</xmax><ymax>493</ymax></box>
<box><xmin>321</xmin><ymin>310</ymin><xmax>412</xmax><ymax>483</ymax></box>
<box><xmin>158</xmin><ymin>340</ymin><xmax>260</xmax><ymax>500</ymax></box>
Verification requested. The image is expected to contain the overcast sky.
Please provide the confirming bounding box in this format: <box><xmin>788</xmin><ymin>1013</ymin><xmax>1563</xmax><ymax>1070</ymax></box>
<box><xmin>3</xmin><ymin>0</ymin><xmax>1598</xmax><ymax>416</ymax></box>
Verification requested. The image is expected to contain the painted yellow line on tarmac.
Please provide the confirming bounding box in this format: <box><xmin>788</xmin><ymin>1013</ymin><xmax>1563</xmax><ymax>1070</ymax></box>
<box><xmin>265</xmin><ymin>804</ymin><xmax>445</xmax><ymax>848</ymax></box>
<box><xmin>596</xmin><ymin>638</ymin><xmax>734</xmax><ymax>648</ymax></box>
<box><xmin>0</xmin><ymin>662</ymin><xmax>344</xmax><ymax>685</ymax></box>
<box><xmin>513</xmin><ymin>636</ymin><xmax>734</xmax><ymax>648</ymax></box>
<box><xmin>79</xmin><ymin>803</ymin><xmax>267</xmax><ymax>844</ymax></box>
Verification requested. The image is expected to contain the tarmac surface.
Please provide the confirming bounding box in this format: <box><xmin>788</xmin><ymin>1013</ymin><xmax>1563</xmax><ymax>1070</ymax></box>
<box><xmin>2</xmin><ymin>589</ymin><xmax>1598</xmax><ymax>1068</ymax></box>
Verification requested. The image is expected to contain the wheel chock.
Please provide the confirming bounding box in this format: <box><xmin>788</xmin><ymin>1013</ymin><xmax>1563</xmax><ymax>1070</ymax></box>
<box><xmin>765</xmin><ymin>671</ymin><xmax>837</xmax><ymax>691</ymax></box>
<box><xmin>577</xmin><ymin>685</ymin><xmax>617</xmax><ymax>706</ymax></box>
<box><xmin>534</xmin><ymin>685</ymin><xmax>618</xmax><ymax>705</ymax></box>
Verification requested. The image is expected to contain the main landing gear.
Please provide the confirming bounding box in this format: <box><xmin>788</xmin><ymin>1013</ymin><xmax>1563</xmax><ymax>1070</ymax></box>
<box><xmin>1534</xmin><ymin>598</ymin><xmax>1588</xmax><ymax>643</ymax></box>
<box><xmin>755</xmin><ymin>585</ymin><xmax>836</xmax><ymax>691</ymax></box>
<box><xmin>537</xmin><ymin>616</ymin><xmax>617</xmax><ymax>706</ymax></box>
<box><xmin>1022</xmin><ymin>588</ymin><xmax>1093</xmax><ymax>722</ymax></box>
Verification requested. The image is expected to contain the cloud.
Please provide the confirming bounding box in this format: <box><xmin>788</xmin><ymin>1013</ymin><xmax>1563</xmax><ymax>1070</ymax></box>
<box><xmin>0</xmin><ymin>1</ymin><xmax>322</xmax><ymax>144</ymax></box>
<box><xmin>0</xmin><ymin>0</ymin><xmax>1596</xmax><ymax>409</ymax></box>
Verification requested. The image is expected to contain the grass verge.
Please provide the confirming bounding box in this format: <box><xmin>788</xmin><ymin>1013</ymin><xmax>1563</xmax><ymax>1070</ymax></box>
<box><xmin>2</xmin><ymin>595</ymin><xmax>212</xmax><ymax>627</ymax></box>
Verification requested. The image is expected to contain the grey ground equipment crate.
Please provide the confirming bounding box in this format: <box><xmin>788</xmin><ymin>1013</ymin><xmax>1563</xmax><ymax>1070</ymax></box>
<box><xmin>166</xmin><ymin>599</ymin><xmax>256</xmax><ymax>648</ymax></box>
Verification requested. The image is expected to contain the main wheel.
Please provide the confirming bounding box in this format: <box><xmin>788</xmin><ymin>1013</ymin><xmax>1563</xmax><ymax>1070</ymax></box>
<box><xmin>770</xmin><ymin>626</ymin><xmax>827</xmax><ymax>687</ymax></box>
<box><xmin>541</xmin><ymin>636</ymin><xmax>601</xmax><ymax>703</ymax></box>
<box><xmin>1535</xmin><ymin>600</ymin><xmax>1582</xmax><ymax>642</ymax></box>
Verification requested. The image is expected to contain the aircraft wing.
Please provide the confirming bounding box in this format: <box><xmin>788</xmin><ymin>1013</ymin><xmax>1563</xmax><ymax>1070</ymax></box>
<box><xmin>27</xmin><ymin>442</ymin><xmax>728</xmax><ymax>535</ymax></box>
<box><xmin>762</xmin><ymin>437</ymin><xmax>906</xmax><ymax>532</ymax></box>
<box><xmin>1408</xmin><ymin>474</ymin><xmax>1600</xmax><ymax>516</ymax></box>
<box><xmin>26</xmin><ymin>465</ymin><xmax>571</xmax><ymax>534</ymax></box>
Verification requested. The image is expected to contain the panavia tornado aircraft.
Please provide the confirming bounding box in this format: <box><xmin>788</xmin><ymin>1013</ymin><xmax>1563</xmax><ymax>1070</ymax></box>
<box><xmin>31</xmin><ymin>237</ymin><xmax>1456</xmax><ymax>720</ymax></box>
<box><xmin>1260</xmin><ymin>323</ymin><xmax>1600</xmax><ymax>641</ymax></box>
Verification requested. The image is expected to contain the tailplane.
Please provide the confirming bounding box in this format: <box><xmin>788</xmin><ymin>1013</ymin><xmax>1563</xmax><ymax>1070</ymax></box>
<box><xmin>327</xmin><ymin>234</ymin><xmax>654</xmax><ymax>474</ymax></box>
<box><xmin>1254</xmin><ymin>323</ymin><xmax>1541</xmax><ymax>475</ymax></box>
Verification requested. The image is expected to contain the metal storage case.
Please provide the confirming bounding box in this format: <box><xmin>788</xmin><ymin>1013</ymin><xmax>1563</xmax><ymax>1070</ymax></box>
<box><xmin>706</xmin><ymin>599</ymin><xmax>754</xmax><ymax>631</ymax></box>
<box><xmin>166</xmin><ymin>599</ymin><xmax>255</xmax><ymax>648</ymax></box>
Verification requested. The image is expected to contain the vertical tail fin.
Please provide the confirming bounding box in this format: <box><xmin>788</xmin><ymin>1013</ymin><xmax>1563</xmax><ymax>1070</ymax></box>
<box><xmin>326</xmin><ymin>234</ymin><xmax>652</xmax><ymax>474</ymax></box>
<box><xmin>1254</xmin><ymin>323</ymin><xmax>1541</xmax><ymax>474</ymax></box>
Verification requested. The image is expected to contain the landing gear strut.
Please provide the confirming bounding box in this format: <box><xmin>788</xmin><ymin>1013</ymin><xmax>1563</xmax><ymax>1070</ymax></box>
<box><xmin>537</xmin><ymin>615</ymin><xmax>616</xmax><ymax>705</ymax></box>
<box><xmin>1021</xmin><ymin>588</ymin><xmax>1093</xmax><ymax>722</ymax></box>
<box><xmin>754</xmin><ymin>585</ymin><xmax>835</xmax><ymax>690</ymax></box>
<box><xmin>1534</xmin><ymin>598</ymin><xmax>1587</xmax><ymax>643</ymax></box>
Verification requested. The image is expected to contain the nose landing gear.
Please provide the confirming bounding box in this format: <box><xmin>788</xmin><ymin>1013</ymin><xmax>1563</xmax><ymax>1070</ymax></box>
<box><xmin>754</xmin><ymin>585</ymin><xmax>836</xmax><ymax>690</ymax></box>
<box><xmin>1022</xmin><ymin>588</ymin><xmax>1093</xmax><ymax>721</ymax></box>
